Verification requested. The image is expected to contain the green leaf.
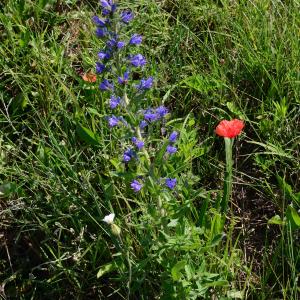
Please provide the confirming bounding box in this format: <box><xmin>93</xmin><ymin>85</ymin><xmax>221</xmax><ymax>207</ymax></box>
<box><xmin>182</xmin><ymin>75</ymin><xmax>223</xmax><ymax>94</ymax></box>
<box><xmin>210</xmin><ymin>233</ymin><xmax>224</xmax><ymax>247</ymax></box>
<box><xmin>76</xmin><ymin>123</ymin><xmax>99</xmax><ymax>146</ymax></box>
<box><xmin>227</xmin><ymin>290</ymin><xmax>244</xmax><ymax>299</ymax></box>
<box><xmin>277</xmin><ymin>175</ymin><xmax>299</xmax><ymax>205</ymax></box>
<box><xmin>167</xmin><ymin>219</ymin><xmax>178</xmax><ymax>227</ymax></box>
<box><xmin>226</xmin><ymin>101</ymin><xmax>245</xmax><ymax>119</ymax></box>
<box><xmin>11</xmin><ymin>93</ymin><xmax>28</xmax><ymax>112</ymax></box>
<box><xmin>171</xmin><ymin>260</ymin><xmax>187</xmax><ymax>281</ymax></box>
<box><xmin>0</xmin><ymin>182</ymin><xmax>17</xmax><ymax>197</ymax></box>
<box><xmin>203</xmin><ymin>280</ymin><xmax>229</xmax><ymax>287</ymax></box>
<box><xmin>97</xmin><ymin>262</ymin><xmax>117</xmax><ymax>278</ymax></box>
<box><xmin>268</xmin><ymin>215</ymin><xmax>285</xmax><ymax>225</ymax></box>
<box><xmin>86</xmin><ymin>107</ymin><xmax>104</xmax><ymax>117</ymax></box>
<box><xmin>286</xmin><ymin>206</ymin><xmax>300</xmax><ymax>229</ymax></box>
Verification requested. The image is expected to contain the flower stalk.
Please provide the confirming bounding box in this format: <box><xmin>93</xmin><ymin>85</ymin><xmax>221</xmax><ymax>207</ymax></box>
<box><xmin>220</xmin><ymin>137</ymin><xmax>233</xmax><ymax>212</ymax></box>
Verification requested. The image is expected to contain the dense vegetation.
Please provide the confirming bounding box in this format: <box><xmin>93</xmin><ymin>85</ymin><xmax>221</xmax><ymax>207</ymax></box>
<box><xmin>0</xmin><ymin>0</ymin><xmax>299</xmax><ymax>299</ymax></box>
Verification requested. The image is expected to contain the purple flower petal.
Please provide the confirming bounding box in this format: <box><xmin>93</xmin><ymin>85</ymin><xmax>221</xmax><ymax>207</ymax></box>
<box><xmin>130</xmin><ymin>179</ymin><xmax>143</xmax><ymax>192</ymax></box>
<box><xmin>130</xmin><ymin>54</ymin><xmax>146</xmax><ymax>67</ymax></box>
<box><xmin>121</xmin><ymin>10</ymin><xmax>134</xmax><ymax>23</ymax></box>
<box><xmin>108</xmin><ymin>115</ymin><xmax>119</xmax><ymax>127</ymax></box>
<box><xmin>156</xmin><ymin>106</ymin><xmax>169</xmax><ymax>118</ymax></box>
<box><xmin>130</xmin><ymin>34</ymin><xmax>142</xmax><ymax>45</ymax></box>
<box><xmin>166</xmin><ymin>145</ymin><xmax>177</xmax><ymax>154</ymax></box>
<box><xmin>92</xmin><ymin>16</ymin><xmax>106</xmax><ymax>27</ymax></box>
<box><xmin>165</xmin><ymin>178</ymin><xmax>177</xmax><ymax>189</ymax></box>
<box><xmin>169</xmin><ymin>131</ymin><xmax>179</xmax><ymax>143</ymax></box>
<box><xmin>135</xmin><ymin>77</ymin><xmax>153</xmax><ymax>90</ymax></box>
<box><xmin>109</xmin><ymin>95</ymin><xmax>121</xmax><ymax>109</ymax></box>
<box><xmin>96</xmin><ymin>62</ymin><xmax>105</xmax><ymax>74</ymax></box>
<box><xmin>99</xmin><ymin>79</ymin><xmax>114</xmax><ymax>91</ymax></box>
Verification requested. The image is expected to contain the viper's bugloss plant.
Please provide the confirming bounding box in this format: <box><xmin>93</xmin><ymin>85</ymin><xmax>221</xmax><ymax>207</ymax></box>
<box><xmin>93</xmin><ymin>0</ymin><xmax>180</xmax><ymax>195</ymax></box>
<box><xmin>90</xmin><ymin>1</ymin><xmax>244</xmax><ymax>298</ymax></box>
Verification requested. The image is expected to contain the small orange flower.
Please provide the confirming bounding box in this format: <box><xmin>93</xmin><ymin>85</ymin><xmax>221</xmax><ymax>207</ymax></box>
<box><xmin>82</xmin><ymin>72</ymin><xmax>97</xmax><ymax>83</ymax></box>
<box><xmin>215</xmin><ymin>119</ymin><xmax>244</xmax><ymax>138</ymax></box>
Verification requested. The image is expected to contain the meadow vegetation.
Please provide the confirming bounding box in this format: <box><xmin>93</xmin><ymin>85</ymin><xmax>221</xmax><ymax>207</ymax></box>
<box><xmin>0</xmin><ymin>0</ymin><xmax>299</xmax><ymax>299</ymax></box>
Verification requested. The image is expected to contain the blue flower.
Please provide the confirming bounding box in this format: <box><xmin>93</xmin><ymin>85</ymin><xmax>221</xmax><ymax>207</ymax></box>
<box><xmin>166</xmin><ymin>145</ymin><xmax>177</xmax><ymax>154</ymax></box>
<box><xmin>169</xmin><ymin>131</ymin><xmax>178</xmax><ymax>143</ymax></box>
<box><xmin>109</xmin><ymin>95</ymin><xmax>121</xmax><ymax>109</ymax></box>
<box><xmin>108</xmin><ymin>115</ymin><xmax>119</xmax><ymax>127</ymax></box>
<box><xmin>99</xmin><ymin>79</ymin><xmax>114</xmax><ymax>91</ymax></box>
<box><xmin>100</xmin><ymin>0</ymin><xmax>111</xmax><ymax>7</ymax></box>
<box><xmin>131</xmin><ymin>179</ymin><xmax>143</xmax><ymax>192</ymax></box>
<box><xmin>140</xmin><ymin>120</ymin><xmax>148</xmax><ymax>129</ymax></box>
<box><xmin>106</xmin><ymin>38</ymin><xmax>117</xmax><ymax>48</ymax></box>
<box><xmin>96</xmin><ymin>62</ymin><xmax>105</xmax><ymax>74</ymax></box>
<box><xmin>92</xmin><ymin>16</ymin><xmax>106</xmax><ymax>27</ymax></box>
<box><xmin>107</xmin><ymin>38</ymin><xmax>125</xmax><ymax>49</ymax></box>
<box><xmin>96</xmin><ymin>27</ymin><xmax>108</xmax><ymax>37</ymax></box>
<box><xmin>121</xmin><ymin>10</ymin><xmax>134</xmax><ymax>23</ymax></box>
<box><xmin>135</xmin><ymin>77</ymin><xmax>153</xmax><ymax>91</ymax></box>
<box><xmin>130</xmin><ymin>54</ymin><xmax>146</xmax><ymax>67</ymax></box>
<box><xmin>130</xmin><ymin>34</ymin><xmax>142</xmax><ymax>45</ymax></box>
<box><xmin>117</xmin><ymin>41</ymin><xmax>125</xmax><ymax>48</ymax></box>
<box><xmin>144</xmin><ymin>109</ymin><xmax>158</xmax><ymax>122</ymax></box>
<box><xmin>100</xmin><ymin>0</ymin><xmax>116</xmax><ymax>11</ymax></box>
<box><xmin>102</xmin><ymin>9</ymin><xmax>110</xmax><ymax>15</ymax></box>
<box><xmin>123</xmin><ymin>149</ymin><xmax>135</xmax><ymax>162</ymax></box>
<box><xmin>156</xmin><ymin>106</ymin><xmax>169</xmax><ymax>118</ymax></box>
<box><xmin>132</xmin><ymin>137</ymin><xmax>144</xmax><ymax>150</ymax></box>
<box><xmin>118</xmin><ymin>71</ymin><xmax>130</xmax><ymax>85</ymax></box>
<box><xmin>165</xmin><ymin>178</ymin><xmax>177</xmax><ymax>189</ymax></box>
<box><xmin>98</xmin><ymin>51</ymin><xmax>111</xmax><ymax>60</ymax></box>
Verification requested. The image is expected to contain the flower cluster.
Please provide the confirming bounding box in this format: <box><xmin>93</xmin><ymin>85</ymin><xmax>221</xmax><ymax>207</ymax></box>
<box><xmin>93</xmin><ymin>0</ymin><xmax>177</xmax><ymax>193</ymax></box>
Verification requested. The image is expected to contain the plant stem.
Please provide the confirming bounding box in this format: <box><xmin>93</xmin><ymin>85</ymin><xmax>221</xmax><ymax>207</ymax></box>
<box><xmin>221</xmin><ymin>137</ymin><xmax>233</xmax><ymax>212</ymax></box>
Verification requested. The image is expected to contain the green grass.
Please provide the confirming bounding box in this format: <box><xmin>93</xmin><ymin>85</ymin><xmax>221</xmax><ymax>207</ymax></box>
<box><xmin>0</xmin><ymin>0</ymin><xmax>299</xmax><ymax>299</ymax></box>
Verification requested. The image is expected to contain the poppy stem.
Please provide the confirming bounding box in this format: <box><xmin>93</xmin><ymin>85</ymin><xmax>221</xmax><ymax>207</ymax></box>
<box><xmin>221</xmin><ymin>137</ymin><xmax>233</xmax><ymax>212</ymax></box>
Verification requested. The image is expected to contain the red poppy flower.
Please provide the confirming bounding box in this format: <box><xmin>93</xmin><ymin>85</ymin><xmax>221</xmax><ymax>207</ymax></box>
<box><xmin>215</xmin><ymin>119</ymin><xmax>244</xmax><ymax>138</ymax></box>
<box><xmin>82</xmin><ymin>72</ymin><xmax>97</xmax><ymax>83</ymax></box>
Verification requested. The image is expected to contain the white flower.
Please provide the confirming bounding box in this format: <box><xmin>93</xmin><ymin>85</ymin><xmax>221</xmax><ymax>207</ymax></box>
<box><xmin>102</xmin><ymin>213</ymin><xmax>115</xmax><ymax>225</ymax></box>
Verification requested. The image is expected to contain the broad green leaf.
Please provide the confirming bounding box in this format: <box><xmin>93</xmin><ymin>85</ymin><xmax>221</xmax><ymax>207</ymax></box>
<box><xmin>287</xmin><ymin>206</ymin><xmax>300</xmax><ymax>229</ymax></box>
<box><xmin>268</xmin><ymin>215</ymin><xmax>285</xmax><ymax>225</ymax></box>
<box><xmin>171</xmin><ymin>260</ymin><xmax>187</xmax><ymax>281</ymax></box>
<box><xmin>76</xmin><ymin>123</ymin><xmax>99</xmax><ymax>146</ymax></box>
